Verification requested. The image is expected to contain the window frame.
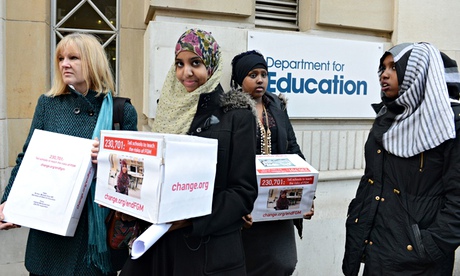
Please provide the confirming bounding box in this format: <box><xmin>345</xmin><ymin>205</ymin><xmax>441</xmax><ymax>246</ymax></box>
<box><xmin>50</xmin><ymin>0</ymin><xmax>120</xmax><ymax>93</ymax></box>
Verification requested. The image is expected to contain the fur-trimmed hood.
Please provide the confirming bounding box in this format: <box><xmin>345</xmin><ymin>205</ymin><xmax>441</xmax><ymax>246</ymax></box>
<box><xmin>221</xmin><ymin>88</ymin><xmax>257</xmax><ymax>117</ymax></box>
<box><xmin>277</xmin><ymin>93</ymin><xmax>288</xmax><ymax>111</ymax></box>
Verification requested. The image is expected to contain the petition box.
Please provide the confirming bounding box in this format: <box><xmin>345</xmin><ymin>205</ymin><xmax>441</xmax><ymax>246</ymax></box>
<box><xmin>252</xmin><ymin>154</ymin><xmax>318</xmax><ymax>222</ymax></box>
<box><xmin>3</xmin><ymin>129</ymin><xmax>95</xmax><ymax>236</ymax></box>
<box><xmin>95</xmin><ymin>130</ymin><xmax>218</xmax><ymax>224</ymax></box>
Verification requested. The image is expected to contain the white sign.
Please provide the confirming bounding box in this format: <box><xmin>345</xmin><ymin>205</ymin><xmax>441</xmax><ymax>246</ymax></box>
<box><xmin>95</xmin><ymin>130</ymin><xmax>218</xmax><ymax>224</ymax></box>
<box><xmin>3</xmin><ymin>130</ymin><xmax>94</xmax><ymax>236</ymax></box>
<box><xmin>252</xmin><ymin>154</ymin><xmax>318</xmax><ymax>222</ymax></box>
<box><xmin>248</xmin><ymin>30</ymin><xmax>383</xmax><ymax>118</ymax></box>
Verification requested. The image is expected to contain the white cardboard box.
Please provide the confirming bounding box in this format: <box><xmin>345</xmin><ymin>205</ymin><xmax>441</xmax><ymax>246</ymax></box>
<box><xmin>95</xmin><ymin>130</ymin><xmax>218</xmax><ymax>224</ymax></box>
<box><xmin>252</xmin><ymin>154</ymin><xmax>318</xmax><ymax>222</ymax></box>
<box><xmin>3</xmin><ymin>129</ymin><xmax>95</xmax><ymax>236</ymax></box>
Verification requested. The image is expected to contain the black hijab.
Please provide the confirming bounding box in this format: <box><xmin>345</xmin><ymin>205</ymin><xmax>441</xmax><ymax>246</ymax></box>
<box><xmin>231</xmin><ymin>50</ymin><xmax>268</xmax><ymax>88</ymax></box>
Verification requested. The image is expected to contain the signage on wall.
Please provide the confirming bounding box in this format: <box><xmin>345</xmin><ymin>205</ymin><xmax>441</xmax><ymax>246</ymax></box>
<box><xmin>248</xmin><ymin>30</ymin><xmax>384</xmax><ymax>118</ymax></box>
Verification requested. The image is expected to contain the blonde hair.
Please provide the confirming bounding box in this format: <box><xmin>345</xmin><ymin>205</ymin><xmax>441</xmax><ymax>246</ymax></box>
<box><xmin>47</xmin><ymin>33</ymin><xmax>115</xmax><ymax>97</ymax></box>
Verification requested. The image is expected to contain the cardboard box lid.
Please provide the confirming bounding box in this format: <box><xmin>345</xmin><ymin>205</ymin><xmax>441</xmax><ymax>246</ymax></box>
<box><xmin>256</xmin><ymin>154</ymin><xmax>318</xmax><ymax>175</ymax></box>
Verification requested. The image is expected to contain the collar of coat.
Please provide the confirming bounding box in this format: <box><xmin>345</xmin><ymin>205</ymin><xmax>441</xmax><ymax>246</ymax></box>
<box><xmin>221</xmin><ymin>88</ymin><xmax>257</xmax><ymax>117</ymax></box>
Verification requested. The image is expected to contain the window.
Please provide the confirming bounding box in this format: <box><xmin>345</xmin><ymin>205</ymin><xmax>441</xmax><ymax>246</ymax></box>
<box><xmin>51</xmin><ymin>0</ymin><xmax>119</xmax><ymax>91</ymax></box>
<box><xmin>255</xmin><ymin>0</ymin><xmax>298</xmax><ymax>30</ymax></box>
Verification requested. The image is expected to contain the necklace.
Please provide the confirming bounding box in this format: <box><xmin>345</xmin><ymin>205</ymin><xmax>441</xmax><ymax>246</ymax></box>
<box><xmin>258</xmin><ymin>105</ymin><xmax>271</xmax><ymax>155</ymax></box>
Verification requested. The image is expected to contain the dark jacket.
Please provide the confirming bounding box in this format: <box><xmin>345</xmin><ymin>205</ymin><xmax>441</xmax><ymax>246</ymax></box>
<box><xmin>240</xmin><ymin>91</ymin><xmax>306</xmax><ymax>276</ymax></box>
<box><xmin>342</xmin><ymin>102</ymin><xmax>460</xmax><ymax>276</ymax></box>
<box><xmin>120</xmin><ymin>85</ymin><xmax>258</xmax><ymax>276</ymax></box>
<box><xmin>264</xmin><ymin>92</ymin><xmax>305</xmax><ymax>159</ymax></box>
<box><xmin>265</xmin><ymin>91</ymin><xmax>305</xmax><ymax>238</ymax></box>
<box><xmin>188</xmin><ymin>85</ymin><xmax>258</xmax><ymax>237</ymax></box>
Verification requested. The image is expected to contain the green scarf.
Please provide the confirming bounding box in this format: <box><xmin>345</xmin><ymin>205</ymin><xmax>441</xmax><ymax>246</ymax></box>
<box><xmin>84</xmin><ymin>92</ymin><xmax>113</xmax><ymax>274</ymax></box>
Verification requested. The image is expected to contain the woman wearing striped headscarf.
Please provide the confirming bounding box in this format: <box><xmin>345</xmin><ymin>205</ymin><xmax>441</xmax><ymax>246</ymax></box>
<box><xmin>342</xmin><ymin>42</ymin><xmax>460</xmax><ymax>275</ymax></box>
<box><xmin>119</xmin><ymin>29</ymin><xmax>258</xmax><ymax>275</ymax></box>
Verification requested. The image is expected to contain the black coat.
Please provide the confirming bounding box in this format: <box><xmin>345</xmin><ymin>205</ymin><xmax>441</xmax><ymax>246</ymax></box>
<box><xmin>343</xmin><ymin>103</ymin><xmax>460</xmax><ymax>276</ymax></box>
<box><xmin>121</xmin><ymin>85</ymin><xmax>258</xmax><ymax>276</ymax></box>
<box><xmin>263</xmin><ymin>92</ymin><xmax>305</xmax><ymax>237</ymax></box>
<box><xmin>188</xmin><ymin>85</ymin><xmax>258</xmax><ymax>237</ymax></box>
<box><xmin>264</xmin><ymin>91</ymin><xmax>305</xmax><ymax>159</ymax></box>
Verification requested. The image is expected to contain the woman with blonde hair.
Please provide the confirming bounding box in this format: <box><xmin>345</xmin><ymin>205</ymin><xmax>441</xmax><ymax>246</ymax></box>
<box><xmin>48</xmin><ymin>32</ymin><xmax>115</xmax><ymax>97</ymax></box>
<box><xmin>0</xmin><ymin>32</ymin><xmax>137</xmax><ymax>275</ymax></box>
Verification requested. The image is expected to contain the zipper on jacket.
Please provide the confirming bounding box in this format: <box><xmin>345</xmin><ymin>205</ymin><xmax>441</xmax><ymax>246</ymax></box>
<box><xmin>419</xmin><ymin>152</ymin><xmax>424</xmax><ymax>172</ymax></box>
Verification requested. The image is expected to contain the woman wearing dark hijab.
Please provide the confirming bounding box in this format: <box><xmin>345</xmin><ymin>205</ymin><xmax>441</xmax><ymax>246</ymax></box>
<box><xmin>343</xmin><ymin>42</ymin><xmax>460</xmax><ymax>276</ymax></box>
<box><xmin>276</xmin><ymin>190</ymin><xmax>290</xmax><ymax>210</ymax></box>
<box><xmin>231</xmin><ymin>50</ymin><xmax>314</xmax><ymax>276</ymax></box>
<box><xmin>116</xmin><ymin>160</ymin><xmax>129</xmax><ymax>195</ymax></box>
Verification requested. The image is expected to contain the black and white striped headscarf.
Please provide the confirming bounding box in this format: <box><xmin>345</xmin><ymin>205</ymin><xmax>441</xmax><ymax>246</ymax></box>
<box><xmin>381</xmin><ymin>42</ymin><xmax>456</xmax><ymax>158</ymax></box>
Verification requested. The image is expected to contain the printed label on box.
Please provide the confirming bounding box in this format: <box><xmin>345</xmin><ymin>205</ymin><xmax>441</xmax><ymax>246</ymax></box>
<box><xmin>95</xmin><ymin>130</ymin><xmax>218</xmax><ymax>224</ymax></box>
<box><xmin>252</xmin><ymin>154</ymin><xmax>318</xmax><ymax>222</ymax></box>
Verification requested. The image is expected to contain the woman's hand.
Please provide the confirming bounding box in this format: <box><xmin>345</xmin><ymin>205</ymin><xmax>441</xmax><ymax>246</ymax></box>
<box><xmin>91</xmin><ymin>137</ymin><xmax>100</xmax><ymax>164</ymax></box>
<box><xmin>303</xmin><ymin>201</ymin><xmax>315</xmax><ymax>220</ymax></box>
<box><xmin>242</xmin><ymin>214</ymin><xmax>253</xmax><ymax>229</ymax></box>
<box><xmin>0</xmin><ymin>202</ymin><xmax>20</xmax><ymax>230</ymax></box>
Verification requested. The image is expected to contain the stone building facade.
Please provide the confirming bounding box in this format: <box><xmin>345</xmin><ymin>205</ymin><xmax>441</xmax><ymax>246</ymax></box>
<box><xmin>1</xmin><ymin>1</ymin><xmax>460</xmax><ymax>275</ymax></box>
